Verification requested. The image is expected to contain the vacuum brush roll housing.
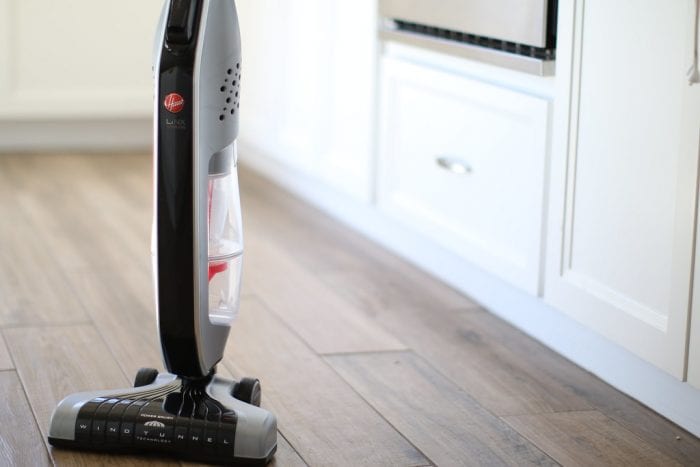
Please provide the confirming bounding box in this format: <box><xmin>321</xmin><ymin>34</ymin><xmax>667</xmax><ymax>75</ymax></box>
<box><xmin>47</xmin><ymin>0</ymin><xmax>278</xmax><ymax>464</ymax></box>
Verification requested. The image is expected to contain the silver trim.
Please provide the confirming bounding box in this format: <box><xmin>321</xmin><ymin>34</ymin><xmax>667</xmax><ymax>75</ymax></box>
<box><xmin>380</xmin><ymin>28</ymin><xmax>555</xmax><ymax>76</ymax></box>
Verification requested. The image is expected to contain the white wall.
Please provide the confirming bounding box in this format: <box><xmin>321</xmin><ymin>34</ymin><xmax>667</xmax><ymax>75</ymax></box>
<box><xmin>0</xmin><ymin>0</ymin><xmax>162</xmax><ymax>151</ymax></box>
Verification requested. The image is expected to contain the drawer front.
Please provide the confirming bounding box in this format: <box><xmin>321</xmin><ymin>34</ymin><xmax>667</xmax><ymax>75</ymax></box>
<box><xmin>378</xmin><ymin>57</ymin><xmax>549</xmax><ymax>293</ymax></box>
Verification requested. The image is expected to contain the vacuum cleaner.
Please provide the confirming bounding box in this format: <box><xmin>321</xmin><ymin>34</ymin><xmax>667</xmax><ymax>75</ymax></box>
<box><xmin>48</xmin><ymin>1</ymin><xmax>277</xmax><ymax>464</ymax></box>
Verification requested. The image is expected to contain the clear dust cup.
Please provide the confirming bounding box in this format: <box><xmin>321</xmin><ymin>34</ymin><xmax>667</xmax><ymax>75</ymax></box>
<box><xmin>207</xmin><ymin>144</ymin><xmax>243</xmax><ymax>325</ymax></box>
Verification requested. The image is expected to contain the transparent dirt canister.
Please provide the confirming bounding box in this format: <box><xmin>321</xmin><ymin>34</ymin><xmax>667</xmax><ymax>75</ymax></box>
<box><xmin>207</xmin><ymin>144</ymin><xmax>243</xmax><ymax>325</ymax></box>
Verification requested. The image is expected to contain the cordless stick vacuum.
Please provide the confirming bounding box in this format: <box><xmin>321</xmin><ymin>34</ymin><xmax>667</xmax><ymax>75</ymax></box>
<box><xmin>48</xmin><ymin>1</ymin><xmax>277</xmax><ymax>464</ymax></box>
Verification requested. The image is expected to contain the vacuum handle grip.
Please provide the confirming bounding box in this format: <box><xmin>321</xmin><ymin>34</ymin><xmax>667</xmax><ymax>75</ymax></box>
<box><xmin>166</xmin><ymin>0</ymin><xmax>198</xmax><ymax>45</ymax></box>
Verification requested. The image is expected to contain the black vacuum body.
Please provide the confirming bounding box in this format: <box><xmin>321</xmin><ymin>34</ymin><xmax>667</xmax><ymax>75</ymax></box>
<box><xmin>47</xmin><ymin>1</ymin><xmax>277</xmax><ymax>464</ymax></box>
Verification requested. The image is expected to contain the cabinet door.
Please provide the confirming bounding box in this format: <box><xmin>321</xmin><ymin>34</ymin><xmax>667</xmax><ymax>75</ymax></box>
<box><xmin>378</xmin><ymin>57</ymin><xmax>549</xmax><ymax>294</ymax></box>
<box><xmin>237</xmin><ymin>0</ymin><xmax>376</xmax><ymax>199</ymax></box>
<box><xmin>545</xmin><ymin>0</ymin><xmax>700</xmax><ymax>378</ymax></box>
<box><xmin>0</xmin><ymin>0</ymin><xmax>161</xmax><ymax>119</ymax></box>
<box><xmin>692</xmin><ymin>215</ymin><xmax>700</xmax><ymax>387</ymax></box>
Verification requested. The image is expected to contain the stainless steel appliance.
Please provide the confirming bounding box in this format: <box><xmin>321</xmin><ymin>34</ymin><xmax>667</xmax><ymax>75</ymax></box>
<box><xmin>379</xmin><ymin>0</ymin><xmax>558</xmax><ymax>75</ymax></box>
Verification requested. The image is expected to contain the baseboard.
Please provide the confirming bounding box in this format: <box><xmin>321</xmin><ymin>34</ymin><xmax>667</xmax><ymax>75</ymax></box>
<box><xmin>239</xmin><ymin>142</ymin><xmax>700</xmax><ymax>437</ymax></box>
<box><xmin>0</xmin><ymin>118</ymin><xmax>151</xmax><ymax>153</ymax></box>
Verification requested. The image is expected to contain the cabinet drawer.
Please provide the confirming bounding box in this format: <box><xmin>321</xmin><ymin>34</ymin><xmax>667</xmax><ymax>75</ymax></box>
<box><xmin>377</xmin><ymin>57</ymin><xmax>549</xmax><ymax>293</ymax></box>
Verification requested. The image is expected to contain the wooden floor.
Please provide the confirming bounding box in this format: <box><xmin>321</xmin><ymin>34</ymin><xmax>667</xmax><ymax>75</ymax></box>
<box><xmin>0</xmin><ymin>153</ymin><xmax>699</xmax><ymax>466</ymax></box>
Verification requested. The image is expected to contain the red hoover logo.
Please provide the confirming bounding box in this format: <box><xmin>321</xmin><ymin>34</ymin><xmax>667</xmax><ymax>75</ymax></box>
<box><xmin>164</xmin><ymin>93</ymin><xmax>185</xmax><ymax>113</ymax></box>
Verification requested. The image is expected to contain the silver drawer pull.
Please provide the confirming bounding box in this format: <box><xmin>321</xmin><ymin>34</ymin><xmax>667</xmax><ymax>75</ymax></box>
<box><xmin>436</xmin><ymin>156</ymin><xmax>473</xmax><ymax>175</ymax></box>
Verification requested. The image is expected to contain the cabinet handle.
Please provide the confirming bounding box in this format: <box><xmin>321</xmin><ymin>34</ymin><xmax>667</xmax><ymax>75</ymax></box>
<box><xmin>436</xmin><ymin>156</ymin><xmax>473</xmax><ymax>175</ymax></box>
<box><xmin>689</xmin><ymin>0</ymin><xmax>700</xmax><ymax>85</ymax></box>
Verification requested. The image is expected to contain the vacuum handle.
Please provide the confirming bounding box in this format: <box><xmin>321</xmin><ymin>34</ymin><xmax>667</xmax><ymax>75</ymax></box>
<box><xmin>166</xmin><ymin>0</ymin><xmax>198</xmax><ymax>45</ymax></box>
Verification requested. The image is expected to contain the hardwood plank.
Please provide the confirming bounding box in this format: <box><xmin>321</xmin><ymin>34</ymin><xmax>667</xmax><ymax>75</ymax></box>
<box><xmin>558</xmin><ymin>377</ymin><xmax>700</xmax><ymax>465</ymax></box>
<box><xmin>369</xmin><ymin>295</ymin><xmax>700</xmax><ymax>465</ymax></box>
<box><xmin>0</xmin><ymin>371</ymin><xmax>51</xmax><ymax>466</ymax></box>
<box><xmin>243</xmin><ymin>238</ymin><xmax>406</xmax><ymax>354</ymax></box>
<box><xmin>3</xmin><ymin>154</ymin><xmax>151</xmax><ymax>274</ymax></box>
<box><xmin>269</xmin><ymin>434</ymin><xmax>308</xmax><ymax>467</ymax></box>
<box><xmin>451</xmin><ymin>306</ymin><xmax>700</xmax><ymax>465</ymax></box>
<box><xmin>503</xmin><ymin>411</ymin><xmax>680</xmax><ymax>467</ymax></box>
<box><xmin>327</xmin><ymin>351</ymin><xmax>557</xmax><ymax>466</ymax></box>
<box><xmin>0</xmin><ymin>158</ymin><xmax>89</xmax><ymax>326</ymax></box>
<box><xmin>222</xmin><ymin>296</ymin><xmax>428</xmax><ymax>466</ymax></box>
<box><xmin>4</xmin><ymin>325</ymin><xmax>176</xmax><ymax>466</ymax></box>
<box><xmin>309</xmin><ymin>270</ymin><xmax>594</xmax><ymax>417</ymax></box>
<box><xmin>0</xmin><ymin>219</ymin><xmax>88</xmax><ymax>326</ymax></box>
<box><xmin>0</xmin><ymin>332</ymin><xmax>13</xmax><ymax>370</ymax></box>
<box><xmin>67</xmin><ymin>269</ymin><xmax>162</xmax><ymax>380</ymax></box>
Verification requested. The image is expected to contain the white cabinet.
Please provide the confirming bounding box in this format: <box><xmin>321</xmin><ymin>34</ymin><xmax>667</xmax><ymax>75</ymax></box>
<box><xmin>377</xmin><ymin>57</ymin><xmax>549</xmax><ymax>294</ymax></box>
<box><xmin>545</xmin><ymin>0</ymin><xmax>700</xmax><ymax>378</ymax></box>
<box><xmin>691</xmin><ymin>231</ymin><xmax>700</xmax><ymax>388</ymax></box>
<box><xmin>0</xmin><ymin>0</ymin><xmax>161</xmax><ymax>119</ymax></box>
<box><xmin>236</xmin><ymin>0</ymin><xmax>377</xmax><ymax>200</ymax></box>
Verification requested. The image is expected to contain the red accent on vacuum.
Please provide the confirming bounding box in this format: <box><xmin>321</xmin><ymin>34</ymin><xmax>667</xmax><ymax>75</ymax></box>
<box><xmin>208</xmin><ymin>261</ymin><xmax>228</xmax><ymax>281</ymax></box>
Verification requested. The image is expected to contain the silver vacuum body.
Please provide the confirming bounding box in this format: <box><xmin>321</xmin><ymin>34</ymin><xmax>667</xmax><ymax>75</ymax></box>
<box><xmin>47</xmin><ymin>1</ymin><xmax>277</xmax><ymax>464</ymax></box>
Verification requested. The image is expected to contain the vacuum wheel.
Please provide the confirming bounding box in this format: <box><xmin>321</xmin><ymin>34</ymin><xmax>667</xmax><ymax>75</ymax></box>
<box><xmin>232</xmin><ymin>377</ymin><xmax>262</xmax><ymax>407</ymax></box>
<box><xmin>134</xmin><ymin>367</ymin><xmax>159</xmax><ymax>387</ymax></box>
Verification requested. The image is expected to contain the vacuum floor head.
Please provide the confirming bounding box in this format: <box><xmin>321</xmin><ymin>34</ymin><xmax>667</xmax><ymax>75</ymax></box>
<box><xmin>49</xmin><ymin>372</ymin><xmax>276</xmax><ymax>465</ymax></box>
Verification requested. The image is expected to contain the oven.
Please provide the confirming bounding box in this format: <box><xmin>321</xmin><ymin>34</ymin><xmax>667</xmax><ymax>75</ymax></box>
<box><xmin>379</xmin><ymin>0</ymin><xmax>558</xmax><ymax>75</ymax></box>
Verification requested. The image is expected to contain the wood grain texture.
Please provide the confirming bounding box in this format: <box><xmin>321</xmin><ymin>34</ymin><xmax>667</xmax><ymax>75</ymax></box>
<box><xmin>0</xmin><ymin>332</ymin><xmax>13</xmax><ymax>370</ymax></box>
<box><xmin>243</xmin><ymin>237</ymin><xmax>406</xmax><ymax>354</ymax></box>
<box><xmin>556</xmin><ymin>375</ymin><xmax>700</xmax><ymax>465</ymax></box>
<box><xmin>68</xmin><ymin>269</ymin><xmax>162</xmax><ymax>379</ymax></box>
<box><xmin>263</xmin><ymin>255</ymin><xmax>593</xmax><ymax>416</ymax></box>
<box><xmin>222</xmin><ymin>296</ymin><xmax>428</xmax><ymax>466</ymax></box>
<box><xmin>0</xmin><ymin>371</ymin><xmax>50</xmax><ymax>466</ymax></box>
<box><xmin>2</xmin><ymin>154</ymin><xmax>151</xmax><ymax>274</ymax></box>
<box><xmin>503</xmin><ymin>411</ymin><xmax>680</xmax><ymax>467</ymax></box>
<box><xmin>456</xmin><ymin>306</ymin><xmax>700</xmax><ymax>465</ymax></box>
<box><xmin>269</xmin><ymin>434</ymin><xmax>308</xmax><ymax>467</ymax></box>
<box><xmin>4</xmin><ymin>325</ymin><xmax>176</xmax><ymax>466</ymax></box>
<box><xmin>0</xmin><ymin>159</ymin><xmax>88</xmax><ymax>326</ymax></box>
<box><xmin>327</xmin><ymin>351</ymin><xmax>557</xmax><ymax>466</ymax></box>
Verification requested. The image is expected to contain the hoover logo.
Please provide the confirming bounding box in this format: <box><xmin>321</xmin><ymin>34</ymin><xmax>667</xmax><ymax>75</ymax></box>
<box><xmin>144</xmin><ymin>420</ymin><xmax>166</xmax><ymax>428</ymax></box>
<box><xmin>164</xmin><ymin>93</ymin><xmax>185</xmax><ymax>113</ymax></box>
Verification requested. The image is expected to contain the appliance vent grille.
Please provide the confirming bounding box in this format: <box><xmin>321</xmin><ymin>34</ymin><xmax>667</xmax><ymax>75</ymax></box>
<box><xmin>393</xmin><ymin>20</ymin><xmax>555</xmax><ymax>61</ymax></box>
<box><xmin>219</xmin><ymin>62</ymin><xmax>241</xmax><ymax>121</ymax></box>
